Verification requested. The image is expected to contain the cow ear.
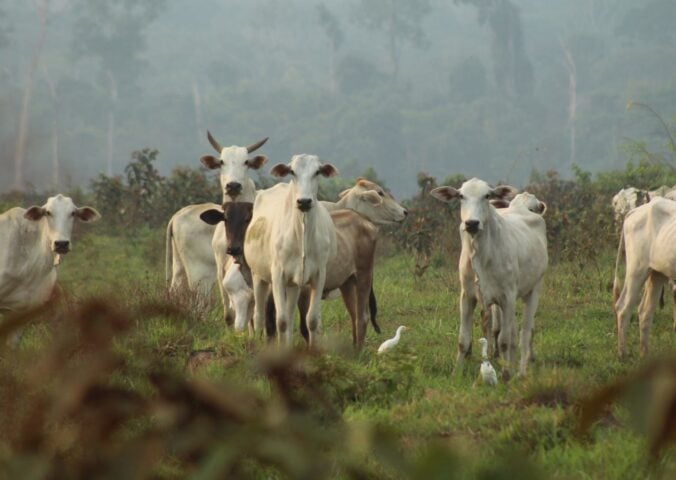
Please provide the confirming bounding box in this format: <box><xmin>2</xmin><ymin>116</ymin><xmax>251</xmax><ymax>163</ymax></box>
<box><xmin>430</xmin><ymin>186</ymin><xmax>460</xmax><ymax>202</ymax></box>
<box><xmin>490</xmin><ymin>199</ymin><xmax>510</xmax><ymax>209</ymax></box>
<box><xmin>200</xmin><ymin>209</ymin><xmax>225</xmax><ymax>225</ymax></box>
<box><xmin>489</xmin><ymin>185</ymin><xmax>518</xmax><ymax>200</ymax></box>
<box><xmin>318</xmin><ymin>164</ymin><xmax>338</xmax><ymax>178</ymax></box>
<box><xmin>200</xmin><ymin>155</ymin><xmax>223</xmax><ymax>170</ymax></box>
<box><xmin>536</xmin><ymin>201</ymin><xmax>547</xmax><ymax>215</ymax></box>
<box><xmin>359</xmin><ymin>190</ymin><xmax>383</xmax><ymax>206</ymax></box>
<box><xmin>75</xmin><ymin>207</ymin><xmax>101</xmax><ymax>222</ymax></box>
<box><xmin>24</xmin><ymin>206</ymin><xmax>46</xmax><ymax>221</ymax></box>
<box><xmin>270</xmin><ymin>163</ymin><xmax>292</xmax><ymax>177</ymax></box>
<box><xmin>246</xmin><ymin>155</ymin><xmax>268</xmax><ymax>170</ymax></box>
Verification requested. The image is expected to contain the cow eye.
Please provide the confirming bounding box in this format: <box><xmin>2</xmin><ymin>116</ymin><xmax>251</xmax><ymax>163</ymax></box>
<box><xmin>378</xmin><ymin>191</ymin><xmax>384</xmax><ymax>197</ymax></box>
<box><xmin>45</xmin><ymin>211</ymin><xmax>52</xmax><ymax>217</ymax></box>
<box><xmin>485</xmin><ymin>193</ymin><xmax>491</xmax><ymax>199</ymax></box>
<box><xmin>458</xmin><ymin>194</ymin><xmax>464</xmax><ymax>200</ymax></box>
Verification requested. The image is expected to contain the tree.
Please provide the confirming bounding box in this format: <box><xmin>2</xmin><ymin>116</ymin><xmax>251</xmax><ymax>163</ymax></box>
<box><xmin>13</xmin><ymin>0</ymin><xmax>51</xmax><ymax>190</ymax></box>
<box><xmin>456</xmin><ymin>0</ymin><xmax>534</xmax><ymax>98</ymax></box>
<box><xmin>352</xmin><ymin>0</ymin><xmax>432</xmax><ymax>78</ymax></box>
<box><xmin>316</xmin><ymin>3</ymin><xmax>344</xmax><ymax>92</ymax></box>
<box><xmin>70</xmin><ymin>0</ymin><xmax>165</xmax><ymax>175</ymax></box>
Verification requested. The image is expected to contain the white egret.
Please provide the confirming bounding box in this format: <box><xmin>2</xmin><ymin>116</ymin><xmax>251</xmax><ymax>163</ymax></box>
<box><xmin>478</xmin><ymin>337</ymin><xmax>498</xmax><ymax>386</ymax></box>
<box><xmin>377</xmin><ymin>326</ymin><xmax>408</xmax><ymax>354</ymax></box>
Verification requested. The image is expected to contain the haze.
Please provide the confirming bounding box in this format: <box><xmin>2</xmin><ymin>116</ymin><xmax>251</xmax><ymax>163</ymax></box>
<box><xmin>1</xmin><ymin>0</ymin><xmax>674</xmax><ymax>196</ymax></box>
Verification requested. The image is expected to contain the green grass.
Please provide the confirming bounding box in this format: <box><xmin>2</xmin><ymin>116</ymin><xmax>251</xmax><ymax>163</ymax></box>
<box><xmin>12</xmin><ymin>230</ymin><xmax>676</xmax><ymax>478</ymax></box>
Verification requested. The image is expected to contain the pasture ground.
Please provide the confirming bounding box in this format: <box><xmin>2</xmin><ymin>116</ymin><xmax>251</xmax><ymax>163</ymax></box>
<box><xmin>5</xmin><ymin>228</ymin><xmax>676</xmax><ymax>478</ymax></box>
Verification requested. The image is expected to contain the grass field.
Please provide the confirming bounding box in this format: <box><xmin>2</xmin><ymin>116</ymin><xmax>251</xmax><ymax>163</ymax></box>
<box><xmin>4</xmin><ymin>228</ymin><xmax>675</xmax><ymax>479</ymax></box>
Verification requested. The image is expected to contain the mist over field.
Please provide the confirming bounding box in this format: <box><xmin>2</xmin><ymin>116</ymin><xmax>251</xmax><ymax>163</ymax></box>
<box><xmin>1</xmin><ymin>0</ymin><xmax>675</xmax><ymax>195</ymax></box>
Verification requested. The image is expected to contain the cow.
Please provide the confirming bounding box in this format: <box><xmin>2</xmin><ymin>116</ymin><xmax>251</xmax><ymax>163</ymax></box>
<box><xmin>612</xmin><ymin>187</ymin><xmax>650</xmax><ymax>228</ymax></box>
<box><xmin>431</xmin><ymin>178</ymin><xmax>548</xmax><ymax>378</ymax></box>
<box><xmin>199</xmin><ymin>202</ymin><xmax>254</xmax><ymax>332</ymax></box>
<box><xmin>245</xmin><ymin>154</ymin><xmax>338</xmax><ymax>346</ymax></box>
<box><xmin>648</xmin><ymin>184</ymin><xmax>676</xmax><ymax>201</ymax></box>
<box><xmin>0</xmin><ymin>195</ymin><xmax>101</xmax><ymax>343</ymax></box>
<box><xmin>483</xmin><ymin>192</ymin><xmax>547</xmax><ymax>357</ymax></box>
<box><xmin>265</xmin><ymin>178</ymin><xmax>408</xmax><ymax>345</ymax></box>
<box><xmin>165</xmin><ymin>132</ymin><xmax>267</xmax><ymax>313</ymax></box>
<box><xmin>613</xmin><ymin>198</ymin><xmax>676</xmax><ymax>358</ymax></box>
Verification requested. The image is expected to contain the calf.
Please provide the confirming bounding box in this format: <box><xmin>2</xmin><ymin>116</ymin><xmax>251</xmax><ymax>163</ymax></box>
<box><xmin>613</xmin><ymin>198</ymin><xmax>676</xmax><ymax>358</ymax></box>
<box><xmin>431</xmin><ymin>178</ymin><xmax>548</xmax><ymax>377</ymax></box>
<box><xmin>199</xmin><ymin>202</ymin><xmax>254</xmax><ymax>332</ymax></box>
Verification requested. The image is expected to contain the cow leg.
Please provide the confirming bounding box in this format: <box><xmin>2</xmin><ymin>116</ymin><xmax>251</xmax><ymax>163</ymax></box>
<box><xmin>369</xmin><ymin>286</ymin><xmax>381</xmax><ymax>333</ymax></box>
<box><xmin>298</xmin><ymin>289</ymin><xmax>310</xmax><ymax>344</ymax></box>
<box><xmin>216</xmin><ymin>267</ymin><xmax>234</xmax><ymax>326</ymax></box>
<box><xmin>306</xmin><ymin>273</ymin><xmax>327</xmax><ymax>348</ymax></box>
<box><xmin>491</xmin><ymin>305</ymin><xmax>501</xmax><ymax>360</ymax></box>
<box><xmin>518</xmin><ymin>283</ymin><xmax>542</xmax><ymax>377</ymax></box>
<box><xmin>339</xmin><ymin>276</ymin><xmax>358</xmax><ymax>346</ymax></box>
<box><xmin>497</xmin><ymin>299</ymin><xmax>516</xmax><ymax>379</ymax></box>
<box><xmin>638</xmin><ymin>272</ymin><xmax>665</xmax><ymax>358</ymax></box>
<box><xmin>354</xmin><ymin>271</ymin><xmax>373</xmax><ymax>348</ymax></box>
<box><xmin>252</xmin><ymin>277</ymin><xmax>270</xmax><ymax>338</ymax></box>
<box><xmin>615</xmin><ymin>269</ymin><xmax>649</xmax><ymax>358</ymax></box>
<box><xmin>671</xmin><ymin>281</ymin><xmax>676</xmax><ymax>333</ymax></box>
<box><xmin>265</xmin><ymin>293</ymin><xmax>277</xmax><ymax>341</ymax></box>
<box><xmin>455</xmin><ymin>286</ymin><xmax>477</xmax><ymax>374</ymax></box>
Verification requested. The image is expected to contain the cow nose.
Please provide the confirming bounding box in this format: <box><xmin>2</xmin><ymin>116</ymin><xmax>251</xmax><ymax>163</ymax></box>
<box><xmin>225</xmin><ymin>182</ymin><xmax>242</xmax><ymax>196</ymax></box>
<box><xmin>403</xmin><ymin>209</ymin><xmax>409</xmax><ymax>216</ymax></box>
<box><xmin>296</xmin><ymin>198</ymin><xmax>313</xmax><ymax>211</ymax></box>
<box><xmin>226</xmin><ymin>246</ymin><xmax>242</xmax><ymax>256</ymax></box>
<box><xmin>465</xmin><ymin>220</ymin><xmax>480</xmax><ymax>234</ymax></box>
<box><xmin>54</xmin><ymin>240</ymin><xmax>70</xmax><ymax>253</ymax></box>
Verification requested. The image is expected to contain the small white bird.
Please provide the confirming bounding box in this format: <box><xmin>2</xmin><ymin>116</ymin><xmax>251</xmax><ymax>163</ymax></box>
<box><xmin>478</xmin><ymin>337</ymin><xmax>498</xmax><ymax>386</ymax></box>
<box><xmin>377</xmin><ymin>326</ymin><xmax>409</xmax><ymax>354</ymax></box>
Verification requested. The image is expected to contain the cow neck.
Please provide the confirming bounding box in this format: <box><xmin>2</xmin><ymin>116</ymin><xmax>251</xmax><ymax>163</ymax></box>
<box><xmin>468</xmin><ymin>207</ymin><xmax>503</xmax><ymax>270</ymax></box>
<box><xmin>333</xmin><ymin>193</ymin><xmax>381</xmax><ymax>231</ymax></box>
<box><xmin>282</xmin><ymin>185</ymin><xmax>319</xmax><ymax>261</ymax></box>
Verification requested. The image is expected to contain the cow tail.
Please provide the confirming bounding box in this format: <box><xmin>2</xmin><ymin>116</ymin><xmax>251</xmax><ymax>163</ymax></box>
<box><xmin>612</xmin><ymin>226</ymin><xmax>625</xmax><ymax>305</ymax></box>
<box><xmin>165</xmin><ymin>218</ymin><xmax>174</xmax><ymax>289</ymax></box>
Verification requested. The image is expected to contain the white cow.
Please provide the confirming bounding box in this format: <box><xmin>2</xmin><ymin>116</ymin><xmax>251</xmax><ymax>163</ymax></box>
<box><xmin>613</xmin><ymin>198</ymin><xmax>676</xmax><ymax>358</ymax></box>
<box><xmin>165</xmin><ymin>132</ymin><xmax>267</xmax><ymax>314</ymax></box>
<box><xmin>431</xmin><ymin>178</ymin><xmax>548</xmax><ymax>377</ymax></box>
<box><xmin>245</xmin><ymin>154</ymin><xmax>338</xmax><ymax>346</ymax></box>
<box><xmin>0</xmin><ymin>195</ymin><xmax>100</xmax><ymax>341</ymax></box>
<box><xmin>612</xmin><ymin>187</ymin><xmax>650</xmax><ymax>227</ymax></box>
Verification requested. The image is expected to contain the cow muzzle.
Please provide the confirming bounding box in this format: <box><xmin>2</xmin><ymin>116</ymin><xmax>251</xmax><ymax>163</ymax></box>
<box><xmin>225</xmin><ymin>182</ymin><xmax>243</xmax><ymax>198</ymax></box>
<box><xmin>54</xmin><ymin>240</ymin><xmax>70</xmax><ymax>254</ymax></box>
<box><xmin>296</xmin><ymin>198</ymin><xmax>313</xmax><ymax>212</ymax></box>
<box><xmin>464</xmin><ymin>220</ymin><xmax>481</xmax><ymax>235</ymax></box>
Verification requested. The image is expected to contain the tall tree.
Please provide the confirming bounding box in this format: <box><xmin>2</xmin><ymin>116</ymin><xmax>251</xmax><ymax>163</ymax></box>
<box><xmin>352</xmin><ymin>0</ymin><xmax>431</xmax><ymax>78</ymax></box>
<box><xmin>70</xmin><ymin>0</ymin><xmax>164</xmax><ymax>175</ymax></box>
<box><xmin>13</xmin><ymin>0</ymin><xmax>51</xmax><ymax>190</ymax></box>
<box><xmin>456</xmin><ymin>0</ymin><xmax>534</xmax><ymax>99</ymax></box>
<box><xmin>316</xmin><ymin>3</ymin><xmax>344</xmax><ymax>92</ymax></box>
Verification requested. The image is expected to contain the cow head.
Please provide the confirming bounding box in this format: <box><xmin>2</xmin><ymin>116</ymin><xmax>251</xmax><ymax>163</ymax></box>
<box><xmin>200</xmin><ymin>131</ymin><xmax>268</xmax><ymax>202</ymax></box>
<box><xmin>507</xmin><ymin>192</ymin><xmax>547</xmax><ymax>215</ymax></box>
<box><xmin>200</xmin><ymin>202</ymin><xmax>254</xmax><ymax>259</ymax></box>
<box><xmin>430</xmin><ymin>178</ymin><xmax>517</xmax><ymax>236</ymax></box>
<box><xmin>612</xmin><ymin>187</ymin><xmax>650</xmax><ymax>218</ymax></box>
<box><xmin>339</xmin><ymin>178</ymin><xmax>407</xmax><ymax>225</ymax></box>
<box><xmin>24</xmin><ymin>194</ymin><xmax>101</xmax><ymax>254</ymax></box>
<box><xmin>270</xmin><ymin>154</ymin><xmax>338</xmax><ymax>212</ymax></box>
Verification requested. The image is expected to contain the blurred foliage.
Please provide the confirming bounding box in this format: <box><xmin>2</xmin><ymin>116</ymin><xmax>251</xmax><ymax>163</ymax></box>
<box><xmin>0</xmin><ymin>298</ymin><xmax>490</xmax><ymax>479</ymax></box>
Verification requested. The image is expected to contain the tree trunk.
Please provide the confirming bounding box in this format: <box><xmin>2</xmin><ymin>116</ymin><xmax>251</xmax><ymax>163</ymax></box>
<box><xmin>43</xmin><ymin>65</ymin><xmax>60</xmax><ymax>190</ymax></box>
<box><xmin>106</xmin><ymin>71</ymin><xmax>117</xmax><ymax>176</ymax></box>
<box><xmin>561</xmin><ymin>39</ymin><xmax>577</xmax><ymax>166</ymax></box>
<box><xmin>192</xmin><ymin>80</ymin><xmax>203</xmax><ymax>143</ymax></box>
<box><xmin>13</xmin><ymin>0</ymin><xmax>50</xmax><ymax>190</ymax></box>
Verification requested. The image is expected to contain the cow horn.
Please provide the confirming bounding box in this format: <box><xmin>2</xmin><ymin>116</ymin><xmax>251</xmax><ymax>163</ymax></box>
<box><xmin>207</xmin><ymin>130</ymin><xmax>223</xmax><ymax>153</ymax></box>
<box><xmin>246</xmin><ymin>137</ymin><xmax>269</xmax><ymax>153</ymax></box>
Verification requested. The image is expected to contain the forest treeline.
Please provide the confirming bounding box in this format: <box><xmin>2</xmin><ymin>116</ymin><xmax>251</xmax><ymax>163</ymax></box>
<box><xmin>1</xmin><ymin>0</ymin><xmax>675</xmax><ymax>194</ymax></box>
